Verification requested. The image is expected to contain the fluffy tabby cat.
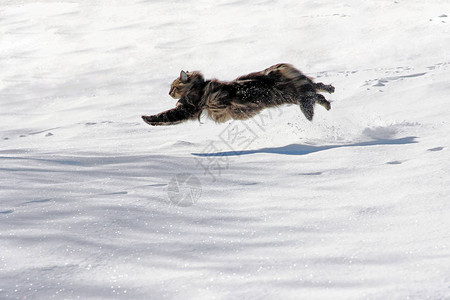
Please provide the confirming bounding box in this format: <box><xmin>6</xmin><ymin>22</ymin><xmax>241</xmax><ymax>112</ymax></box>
<box><xmin>142</xmin><ymin>63</ymin><xmax>334</xmax><ymax>126</ymax></box>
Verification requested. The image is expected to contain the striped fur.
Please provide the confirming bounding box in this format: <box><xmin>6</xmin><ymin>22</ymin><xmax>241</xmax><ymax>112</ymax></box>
<box><xmin>142</xmin><ymin>64</ymin><xmax>334</xmax><ymax>126</ymax></box>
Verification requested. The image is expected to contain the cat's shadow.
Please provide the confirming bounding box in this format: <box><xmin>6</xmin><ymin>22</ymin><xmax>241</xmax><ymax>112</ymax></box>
<box><xmin>192</xmin><ymin>136</ymin><xmax>417</xmax><ymax>157</ymax></box>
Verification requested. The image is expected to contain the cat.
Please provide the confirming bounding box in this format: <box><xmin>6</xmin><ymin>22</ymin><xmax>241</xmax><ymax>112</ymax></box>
<box><xmin>142</xmin><ymin>63</ymin><xmax>334</xmax><ymax>126</ymax></box>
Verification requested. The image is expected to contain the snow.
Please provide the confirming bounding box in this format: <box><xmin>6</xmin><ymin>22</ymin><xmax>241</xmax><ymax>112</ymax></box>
<box><xmin>1</xmin><ymin>1</ymin><xmax>449</xmax><ymax>299</ymax></box>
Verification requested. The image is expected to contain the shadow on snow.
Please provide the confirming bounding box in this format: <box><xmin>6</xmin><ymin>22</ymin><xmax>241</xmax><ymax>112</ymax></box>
<box><xmin>192</xmin><ymin>136</ymin><xmax>418</xmax><ymax>157</ymax></box>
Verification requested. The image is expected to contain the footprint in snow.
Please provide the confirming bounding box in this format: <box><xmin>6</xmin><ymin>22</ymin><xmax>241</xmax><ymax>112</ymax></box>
<box><xmin>298</xmin><ymin>172</ymin><xmax>323</xmax><ymax>176</ymax></box>
<box><xmin>24</xmin><ymin>199</ymin><xmax>52</xmax><ymax>205</ymax></box>
<box><xmin>428</xmin><ymin>146</ymin><xmax>444</xmax><ymax>152</ymax></box>
<box><xmin>357</xmin><ymin>206</ymin><xmax>390</xmax><ymax>216</ymax></box>
<box><xmin>100</xmin><ymin>191</ymin><xmax>128</xmax><ymax>196</ymax></box>
<box><xmin>386</xmin><ymin>160</ymin><xmax>403</xmax><ymax>165</ymax></box>
<box><xmin>146</xmin><ymin>183</ymin><xmax>167</xmax><ymax>187</ymax></box>
<box><xmin>372</xmin><ymin>72</ymin><xmax>427</xmax><ymax>88</ymax></box>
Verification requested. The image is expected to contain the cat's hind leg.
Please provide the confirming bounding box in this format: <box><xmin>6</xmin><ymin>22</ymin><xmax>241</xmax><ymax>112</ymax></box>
<box><xmin>314</xmin><ymin>82</ymin><xmax>335</xmax><ymax>94</ymax></box>
<box><xmin>314</xmin><ymin>93</ymin><xmax>331</xmax><ymax>111</ymax></box>
<box><xmin>298</xmin><ymin>93</ymin><xmax>331</xmax><ymax>121</ymax></box>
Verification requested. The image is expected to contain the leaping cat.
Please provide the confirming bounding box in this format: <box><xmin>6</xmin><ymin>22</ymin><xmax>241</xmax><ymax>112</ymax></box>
<box><xmin>142</xmin><ymin>63</ymin><xmax>334</xmax><ymax>126</ymax></box>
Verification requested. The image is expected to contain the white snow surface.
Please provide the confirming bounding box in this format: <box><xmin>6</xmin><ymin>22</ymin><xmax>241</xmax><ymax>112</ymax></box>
<box><xmin>1</xmin><ymin>1</ymin><xmax>450</xmax><ymax>299</ymax></box>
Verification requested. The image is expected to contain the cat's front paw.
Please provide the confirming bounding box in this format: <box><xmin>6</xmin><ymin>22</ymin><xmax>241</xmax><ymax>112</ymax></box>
<box><xmin>142</xmin><ymin>115</ymin><xmax>158</xmax><ymax>126</ymax></box>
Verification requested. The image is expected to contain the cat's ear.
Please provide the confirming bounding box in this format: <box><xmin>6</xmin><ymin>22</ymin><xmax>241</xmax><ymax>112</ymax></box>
<box><xmin>180</xmin><ymin>70</ymin><xmax>188</xmax><ymax>83</ymax></box>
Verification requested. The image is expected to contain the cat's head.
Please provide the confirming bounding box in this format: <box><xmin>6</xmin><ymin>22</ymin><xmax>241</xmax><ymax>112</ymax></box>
<box><xmin>169</xmin><ymin>70</ymin><xmax>204</xmax><ymax>99</ymax></box>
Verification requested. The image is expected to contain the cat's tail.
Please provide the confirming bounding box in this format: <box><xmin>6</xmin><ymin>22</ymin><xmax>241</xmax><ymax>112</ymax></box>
<box><xmin>299</xmin><ymin>97</ymin><xmax>315</xmax><ymax>121</ymax></box>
